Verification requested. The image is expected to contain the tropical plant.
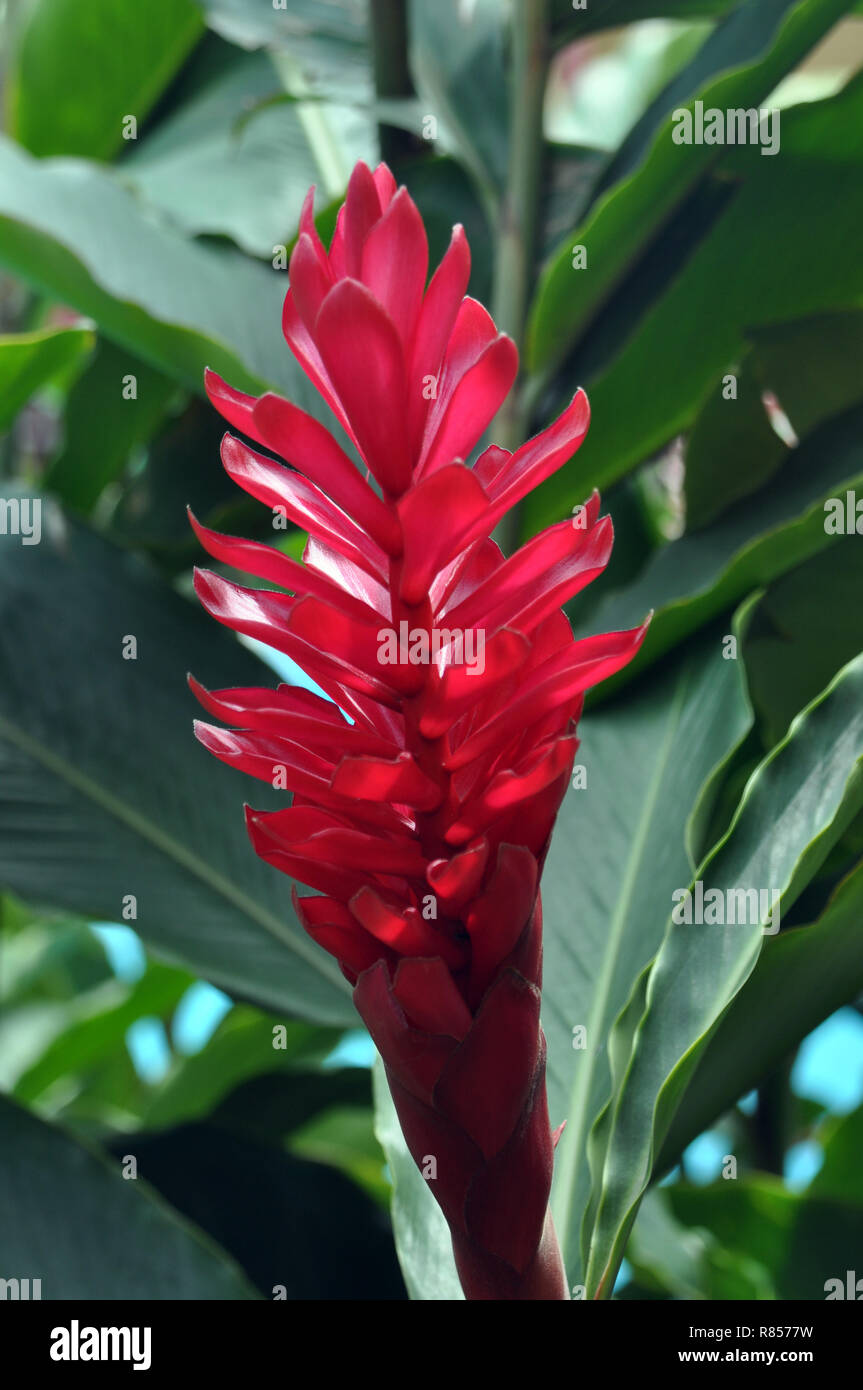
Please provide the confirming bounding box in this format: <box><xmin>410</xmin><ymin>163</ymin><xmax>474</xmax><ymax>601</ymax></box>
<box><xmin>1</xmin><ymin>0</ymin><xmax>862</xmax><ymax>1304</ymax></box>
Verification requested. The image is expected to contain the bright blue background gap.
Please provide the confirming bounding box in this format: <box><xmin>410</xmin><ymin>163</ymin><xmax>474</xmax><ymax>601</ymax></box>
<box><xmin>172</xmin><ymin>981</ymin><xmax>232</xmax><ymax>1055</ymax></box>
<box><xmin>241</xmin><ymin>635</ymin><xmax>329</xmax><ymax>697</ymax></box>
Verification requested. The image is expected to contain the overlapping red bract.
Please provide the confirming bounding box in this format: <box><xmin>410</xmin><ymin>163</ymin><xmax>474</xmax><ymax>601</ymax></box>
<box><xmin>192</xmin><ymin>161</ymin><xmax>647</xmax><ymax>1299</ymax></box>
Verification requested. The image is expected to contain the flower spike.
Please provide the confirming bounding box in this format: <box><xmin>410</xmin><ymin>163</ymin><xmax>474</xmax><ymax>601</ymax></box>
<box><xmin>193</xmin><ymin>161</ymin><xmax>648</xmax><ymax>1301</ymax></box>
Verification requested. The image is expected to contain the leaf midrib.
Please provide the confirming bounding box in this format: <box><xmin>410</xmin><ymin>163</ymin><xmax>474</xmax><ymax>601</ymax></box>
<box><xmin>552</xmin><ymin>668</ymin><xmax>692</xmax><ymax>1269</ymax></box>
<box><xmin>0</xmin><ymin>710</ymin><xmax>348</xmax><ymax>994</ymax></box>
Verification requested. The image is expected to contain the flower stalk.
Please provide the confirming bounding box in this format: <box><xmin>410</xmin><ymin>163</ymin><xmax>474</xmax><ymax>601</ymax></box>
<box><xmin>492</xmin><ymin>0</ymin><xmax>550</xmax><ymax>549</ymax></box>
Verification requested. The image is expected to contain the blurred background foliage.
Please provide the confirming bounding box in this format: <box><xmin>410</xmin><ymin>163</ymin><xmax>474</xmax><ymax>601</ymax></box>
<box><xmin>0</xmin><ymin>0</ymin><xmax>862</xmax><ymax>1301</ymax></box>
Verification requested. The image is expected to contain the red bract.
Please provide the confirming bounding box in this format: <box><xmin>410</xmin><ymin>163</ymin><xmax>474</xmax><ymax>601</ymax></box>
<box><xmin>192</xmin><ymin>161</ymin><xmax>648</xmax><ymax>1300</ymax></box>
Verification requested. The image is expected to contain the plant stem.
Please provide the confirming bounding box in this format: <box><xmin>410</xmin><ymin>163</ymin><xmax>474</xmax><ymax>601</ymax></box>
<box><xmin>492</xmin><ymin>0</ymin><xmax>550</xmax><ymax>551</ymax></box>
<box><xmin>752</xmin><ymin>1055</ymin><xmax>795</xmax><ymax>1176</ymax></box>
<box><xmin>369</xmin><ymin>0</ymin><xmax>424</xmax><ymax>167</ymax></box>
<box><xmin>452</xmin><ymin>1208</ymin><xmax>570</xmax><ymax>1300</ymax></box>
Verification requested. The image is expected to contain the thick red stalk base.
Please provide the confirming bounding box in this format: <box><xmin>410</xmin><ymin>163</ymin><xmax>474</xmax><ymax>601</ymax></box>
<box><xmin>357</xmin><ymin>896</ymin><xmax>569</xmax><ymax>1299</ymax></box>
<box><xmin>452</xmin><ymin>1210</ymin><xmax>570</xmax><ymax>1300</ymax></box>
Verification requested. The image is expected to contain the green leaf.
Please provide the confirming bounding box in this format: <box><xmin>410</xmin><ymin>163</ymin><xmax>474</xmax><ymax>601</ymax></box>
<box><xmin>121</xmin><ymin>50</ymin><xmax>368</xmax><ymax>257</ymax></box>
<box><xmin>290</xmin><ymin>1100</ymin><xmax>390</xmax><ymax>1203</ymax></box>
<box><xmin>44</xmin><ymin>340</ymin><xmax>177</xmax><ymax>513</ymax></box>
<box><xmin>529</xmin><ymin>0</ymin><xmax>852</xmax><ymax>376</ymax></box>
<box><xmin>8</xmin><ymin>0</ymin><xmax>204</xmax><ymax>161</ymax></box>
<box><xmin>0</xmin><ymin>911</ymin><xmax>113</xmax><ymax>1006</ymax></box>
<box><xmin>625</xmin><ymin>1187</ymin><xmax>776</xmax><ymax>1299</ymax></box>
<box><xmin>550</xmin><ymin>1</ymin><xmax>739</xmax><ymax>46</ymax></box>
<box><xmin>0</xmin><ymin>134</ymin><xmax>311</xmax><ymax>399</ymax></box>
<box><xmin>0</xmin><ymin>498</ymin><xmax>353</xmax><ymax>1026</ymax></box>
<box><xmin>407</xmin><ymin>0</ymin><xmax>508</xmax><ymax>205</ymax></box>
<box><xmin>685</xmin><ymin>311</ymin><xmax>863</xmax><ymax>529</ymax></box>
<box><xmin>668</xmin><ymin>1176</ymin><xmax>863</xmax><ymax>1299</ymax></box>
<box><xmin>213</xmin><ymin>1065</ymin><xmax>371</xmax><ymax>1140</ymax></box>
<box><xmin>623</xmin><ymin>1188</ymin><xmax>710</xmax><ymax>1299</ymax></box>
<box><xmin>113</xmin><ymin>1120</ymin><xmax>405</xmax><ymax>1299</ymax></box>
<box><xmin>372</xmin><ymin>1058</ymin><xmax>463</xmax><ymax>1300</ymax></box>
<box><xmin>397</xmin><ymin>154</ymin><xmax>495</xmax><ymax>307</ymax></box>
<box><xmin>545</xmin><ymin>24</ymin><xmax>713</xmax><ymax>158</ymax></box>
<box><xmin>0</xmin><ymin>327</ymin><xmax>94</xmax><ymax>432</ymax></box>
<box><xmin>105</xmin><ymin>395</ymin><xmax>263</xmax><ymax>570</ymax></box>
<box><xmin>198</xmin><ymin>0</ymin><xmax>368</xmax><ymax>86</ymax></box>
<box><xmin>544</xmin><ymin>620</ymin><xmax>753</xmax><ymax>1282</ymax></box>
<box><xmin>12</xmin><ymin>963</ymin><xmax>191</xmax><ymax>1105</ymax></box>
<box><xmin>542</xmin><ymin>144</ymin><xmax>609</xmax><ymax>256</ymax></box>
<box><xmin>587</xmin><ymin>3</ymin><xmax>777</xmax><ymax>192</ymax></box>
<box><xmin>809</xmin><ymin>1100</ymin><xmax>863</xmax><ymax>1202</ymax></box>
<box><xmin>743</xmin><ymin>537</ymin><xmax>863</xmax><ymax>746</ymax></box>
<box><xmin>684</xmin><ymin>592</ymin><xmax>759</xmax><ymax>868</ymax></box>
<box><xmin>577</xmin><ymin>403</ymin><xmax>863</xmax><ymax>702</ymax></box>
<box><xmin>584</xmin><ymin>653</ymin><xmax>863</xmax><ymax>1297</ymax></box>
<box><xmin>143</xmin><ymin>1008</ymin><xmax>340</xmax><ymax>1129</ymax></box>
<box><xmin>0</xmin><ymin>1093</ymin><xmax>256</xmax><ymax>1298</ymax></box>
<box><xmin>658</xmin><ymin>859</ymin><xmax>863</xmax><ymax>1168</ymax></box>
<box><xmin>529</xmin><ymin>67</ymin><xmax>863</xmax><ymax>512</ymax></box>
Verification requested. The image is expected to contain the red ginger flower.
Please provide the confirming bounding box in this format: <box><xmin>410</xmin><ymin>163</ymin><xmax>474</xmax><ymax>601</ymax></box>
<box><xmin>191</xmin><ymin>160</ymin><xmax>647</xmax><ymax>1300</ymax></box>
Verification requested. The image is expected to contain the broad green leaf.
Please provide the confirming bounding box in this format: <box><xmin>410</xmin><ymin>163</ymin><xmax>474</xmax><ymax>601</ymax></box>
<box><xmin>809</xmin><ymin>1100</ymin><xmax>863</xmax><ymax>1202</ymax></box>
<box><xmin>668</xmin><ymin>1176</ymin><xmax>863</xmax><ymax>1299</ymax></box>
<box><xmin>658</xmin><ymin>859</ymin><xmax>863</xmax><ymax>1168</ymax></box>
<box><xmin>198</xmin><ymin>0</ymin><xmax>368</xmax><ymax>88</ymax></box>
<box><xmin>529</xmin><ymin>68</ymin><xmax>863</xmax><ymax>513</ymax></box>
<box><xmin>60</xmin><ymin>1050</ymin><xmax>149</xmax><ymax>1135</ymax></box>
<box><xmin>395</xmin><ymin>154</ymin><xmax>495</xmax><ymax>308</ymax></box>
<box><xmin>12</xmin><ymin>963</ymin><xmax>191</xmax><ymax>1106</ymax></box>
<box><xmin>0</xmin><ymin>134</ymin><xmax>312</xmax><ymax>399</ymax></box>
<box><xmin>577</xmin><ymin>403</ymin><xmax>863</xmax><ymax>701</ymax></box>
<box><xmin>143</xmin><ymin>1007</ymin><xmax>340</xmax><ymax>1129</ymax></box>
<box><xmin>743</xmin><ymin>538</ymin><xmax>863</xmax><ymax>746</ymax></box>
<box><xmin>529</xmin><ymin>0</ymin><xmax>852</xmax><ymax>376</ymax></box>
<box><xmin>116</xmin><ymin>1119</ymin><xmax>405</xmax><ymax>1299</ymax></box>
<box><xmin>585</xmin><ymin>654</ymin><xmax>863</xmax><ymax>1297</ymax></box>
<box><xmin>105</xmin><ymin>395</ymin><xmax>266</xmax><ymax>571</ymax></box>
<box><xmin>550</xmin><ymin>1</ymin><xmax>739</xmax><ymax>45</ymax></box>
<box><xmin>544</xmin><ymin>22</ymin><xmax>711</xmax><ymax>156</ymax></box>
<box><xmin>542</xmin><ymin>144</ymin><xmax>609</xmax><ymax>254</ymax></box>
<box><xmin>545</xmin><ymin>621</ymin><xmax>753</xmax><ymax>1281</ymax></box>
<box><xmin>44</xmin><ymin>340</ymin><xmax>177</xmax><ymax>513</ymax></box>
<box><xmin>622</xmin><ymin>1188</ymin><xmax>711</xmax><ymax>1299</ymax></box>
<box><xmin>8</xmin><ymin>0</ymin><xmax>203</xmax><ymax>161</ymax></box>
<box><xmin>685</xmin><ymin>311</ymin><xmax>863</xmax><ymax>528</ymax></box>
<box><xmin>0</xmin><ymin>326</ymin><xmax>94</xmax><ymax>431</ymax></box>
<box><xmin>201</xmin><ymin>1063</ymin><xmax>388</xmax><ymax>1199</ymax></box>
<box><xmin>212</xmin><ymin>1056</ymin><xmax>386</xmax><ymax>1200</ymax></box>
<box><xmin>683</xmin><ymin>593</ymin><xmax>759</xmax><ymax>869</ymax></box>
<box><xmin>408</xmin><ymin>0</ymin><xmax>508</xmax><ymax>206</ymax></box>
<box><xmin>588</xmin><ymin>3</ymin><xmax>783</xmax><ymax>192</ymax></box>
<box><xmin>625</xmin><ymin>1187</ymin><xmax>776</xmax><ymax>1299</ymax></box>
<box><xmin>199</xmin><ymin>1</ymin><xmax>371</xmax><ymax>190</ymax></box>
<box><xmin>121</xmin><ymin>50</ymin><xmax>368</xmax><ymax>256</ymax></box>
<box><xmin>0</xmin><ymin>498</ymin><xmax>353</xmax><ymax>1027</ymax></box>
<box><xmin>0</xmin><ymin>912</ymin><xmax>113</xmax><ymax>1006</ymax></box>
<box><xmin>0</xmin><ymin>1093</ymin><xmax>256</xmax><ymax>1298</ymax></box>
<box><xmin>0</xmin><ymin>914</ymin><xmax>157</xmax><ymax>1133</ymax></box>
<box><xmin>289</xmin><ymin>1101</ymin><xmax>390</xmax><ymax>1203</ymax></box>
<box><xmin>372</xmin><ymin>1058</ymin><xmax>463</xmax><ymax>1300</ymax></box>
<box><xmin>212</xmin><ymin>1066</ymin><xmax>371</xmax><ymax>1140</ymax></box>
